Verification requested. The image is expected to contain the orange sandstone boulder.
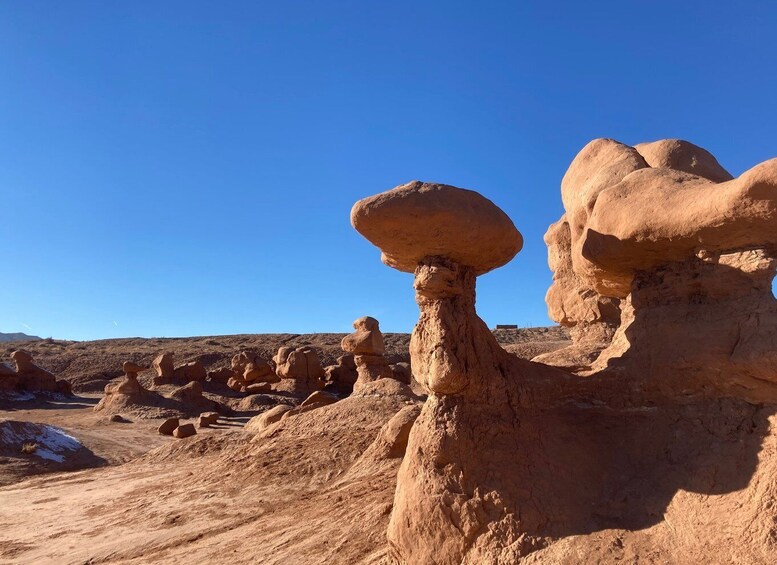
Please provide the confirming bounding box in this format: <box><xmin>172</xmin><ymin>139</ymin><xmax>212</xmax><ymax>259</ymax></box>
<box><xmin>172</xmin><ymin>361</ymin><xmax>207</xmax><ymax>384</ymax></box>
<box><xmin>350</xmin><ymin>180</ymin><xmax>522</xmax><ymax>275</ymax></box>
<box><xmin>11</xmin><ymin>350</ymin><xmax>59</xmax><ymax>392</ymax></box>
<box><xmin>172</xmin><ymin>423</ymin><xmax>196</xmax><ymax>439</ymax></box>
<box><xmin>157</xmin><ymin>417</ymin><xmax>179</xmax><ymax>436</ymax></box>
<box><xmin>272</xmin><ymin>346</ymin><xmax>325</xmax><ymax>396</ymax></box>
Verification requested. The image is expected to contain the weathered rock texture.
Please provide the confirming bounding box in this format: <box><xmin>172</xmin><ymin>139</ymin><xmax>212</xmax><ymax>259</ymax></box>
<box><xmin>341</xmin><ymin>316</ymin><xmax>394</xmax><ymax>391</ymax></box>
<box><xmin>543</xmin><ymin>138</ymin><xmax>777</xmax><ymax>398</ymax></box>
<box><xmin>95</xmin><ymin>361</ymin><xmax>226</xmax><ymax>419</ymax></box>
<box><xmin>323</xmin><ymin>354</ymin><xmax>358</xmax><ymax>395</ymax></box>
<box><xmin>2</xmin><ymin>350</ymin><xmax>70</xmax><ymax>394</ymax></box>
<box><xmin>352</xmin><ymin>174</ymin><xmax>777</xmax><ymax>564</ymax></box>
<box><xmin>351</xmin><ymin>180</ymin><xmax>522</xmax><ymax>275</ymax></box>
<box><xmin>151</xmin><ymin>352</ymin><xmax>174</xmax><ymax>385</ymax></box>
<box><xmin>95</xmin><ymin>361</ymin><xmax>152</xmax><ymax>413</ymax></box>
<box><xmin>226</xmin><ymin>351</ymin><xmax>279</xmax><ymax>392</ymax></box>
<box><xmin>532</xmin><ymin>217</ymin><xmax>620</xmax><ymax>371</ymax></box>
<box><xmin>272</xmin><ymin>346</ymin><xmax>325</xmax><ymax>396</ymax></box>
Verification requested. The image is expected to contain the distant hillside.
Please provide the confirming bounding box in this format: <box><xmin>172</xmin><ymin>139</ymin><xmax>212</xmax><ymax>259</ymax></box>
<box><xmin>0</xmin><ymin>332</ymin><xmax>42</xmax><ymax>343</ymax></box>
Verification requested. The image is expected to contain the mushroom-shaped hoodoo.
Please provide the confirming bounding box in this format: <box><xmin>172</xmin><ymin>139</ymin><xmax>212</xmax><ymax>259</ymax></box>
<box><xmin>122</xmin><ymin>361</ymin><xmax>148</xmax><ymax>376</ymax></box>
<box><xmin>351</xmin><ymin>181</ymin><xmax>522</xmax><ymax>275</ymax></box>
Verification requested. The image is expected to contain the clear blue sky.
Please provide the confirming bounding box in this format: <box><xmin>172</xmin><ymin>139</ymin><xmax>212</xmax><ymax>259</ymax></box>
<box><xmin>1</xmin><ymin>1</ymin><xmax>775</xmax><ymax>340</ymax></box>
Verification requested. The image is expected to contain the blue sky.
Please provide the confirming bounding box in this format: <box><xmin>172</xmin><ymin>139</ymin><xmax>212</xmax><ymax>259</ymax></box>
<box><xmin>1</xmin><ymin>1</ymin><xmax>775</xmax><ymax>340</ymax></box>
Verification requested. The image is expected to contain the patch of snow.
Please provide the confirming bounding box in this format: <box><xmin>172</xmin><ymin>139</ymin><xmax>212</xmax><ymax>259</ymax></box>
<box><xmin>0</xmin><ymin>420</ymin><xmax>82</xmax><ymax>463</ymax></box>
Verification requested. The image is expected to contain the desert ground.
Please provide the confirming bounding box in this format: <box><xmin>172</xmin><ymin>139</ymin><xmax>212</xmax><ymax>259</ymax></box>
<box><xmin>0</xmin><ymin>327</ymin><xmax>568</xmax><ymax>564</ymax></box>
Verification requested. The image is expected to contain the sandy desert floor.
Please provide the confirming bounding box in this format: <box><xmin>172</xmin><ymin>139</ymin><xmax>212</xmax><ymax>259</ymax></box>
<box><xmin>0</xmin><ymin>328</ymin><xmax>569</xmax><ymax>564</ymax></box>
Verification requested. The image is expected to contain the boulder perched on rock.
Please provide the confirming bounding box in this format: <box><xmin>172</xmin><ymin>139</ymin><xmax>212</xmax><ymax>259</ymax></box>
<box><xmin>547</xmin><ymin>138</ymin><xmax>777</xmax><ymax>395</ymax></box>
<box><xmin>352</xmin><ymin>167</ymin><xmax>777</xmax><ymax>564</ymax></box>
<box><xmin>272</xmin><ymin>346</ymin><xmax>325</xmax><ymax>396</ymax></box>
<box><xmin>95</xmin><ymin>361</ymin><xmax>156</xmax><ymax>414</ymax></box>
<box><xmin>341</xmin><ymin>317</ymin><xmax>395</xmax><ymax>391</ymax></box>
<box><xmin>95</xmin><ymin>361</ymin><xmax>226</xmax><ymax>419</ymax></box>
<box><xmin>351</xmin><ymin>180</ymin><xmax>522</xmax><ymax>275</ymax></box>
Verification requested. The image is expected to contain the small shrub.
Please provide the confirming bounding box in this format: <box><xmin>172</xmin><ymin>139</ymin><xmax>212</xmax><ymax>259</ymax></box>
<box><xmin>21</xmin><ymin>442</ymin><xmax>38</xmax><ymax>454</ymax></box>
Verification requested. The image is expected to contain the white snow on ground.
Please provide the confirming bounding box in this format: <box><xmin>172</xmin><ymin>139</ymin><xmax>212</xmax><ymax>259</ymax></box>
<box><xmin>0</xmin><ymin>420</ymin><xmax>82</xmax><ymax>463</ymax></box>
<box><xmin>0</xmin><ymin>391</ymin><xmax>68</xmax><ymax>402</ymax></box>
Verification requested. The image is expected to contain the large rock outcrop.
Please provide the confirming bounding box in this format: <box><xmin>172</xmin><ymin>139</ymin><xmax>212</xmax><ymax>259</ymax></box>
<box><xmin>352</xmin><ymin>176</ymin><xmax>777</xmax><ymax>564</ymax></box>
<box><xmin>2</xmin><ymin>350</ymin><xmax>70</xmax><ymax>394</ymax></box>
<box><xmin>546</xmin><ymin>138</ymin><xmax>777</xmax><ymax>399</ymax></box>
<box><xmin>272</xmin><ymin>346</ymin><xmax>325</xmax><ymax>396</ymax></box>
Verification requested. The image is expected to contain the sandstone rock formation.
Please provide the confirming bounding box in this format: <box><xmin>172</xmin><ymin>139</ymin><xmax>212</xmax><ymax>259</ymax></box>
<box><xmin>153</xmin><ymin>353</ymin><xmax>207</xmax><ymax>386</ymax></box>
<box><xmin>353</xmin><ymin>181</ymin><xmax>550</xmax><ymax>562</ymax></box>
<box><xmin>389</xmin><ymin>361</ymin><xmax>412</xmax><ymax>385</ymax></box>
<box><xmin>169</xmin><ymin>381</ymin><xmax>216</xmax><ymax>408</ymax></box>
<box><xmin>5</xmin><ymin>350</ymin><xmax>70</xmax><ymax>394</ymax></box>
<box><xmin>96</xmin><ymin>361</ymin><xmax>225</xmax><ymax>419</ymax></box>
<box><xmin>341</xmin><ymin>316</ymin><xmax>394</xmax><ymax>391</ymax></box>
<box><xmin>299</xmin><ymin>390</ymin><xmax>338</xmax><ymax>408</ymax></box>
<box><xmin>151</xmin><ymin>352</ymin><xmax>174</xmax><ymax>385</ymax></box>
<box><xmin>244</xmin><ymin>404</ymin><xmax>294</xmax><ymax>434</ymax></box>
<box><xmin>172</xmin><ymin>361</ymin><xmax>207</xmax><ymax>384</ymax></box>
<box><xmin>198</xmin><ymin>412</ymin><xmax>219</xmax><ymax>428</ymax></box>
<box><xmin>95</xmin><ymin>361</ymin><xmax>150</xmax><ymax>413</ymax></box>
<box><xmin>0</xmin><ymin>362</ymin><xmax>19</xmax><ymax>391</ymax></box>
<box><xmin>272</xmin><ymin>346</ymin><xmax>325</xmax><ymax>396</ymax></box>
<box><xmin>351</xmin><ymin>180</ymin><xmax>522</xmax><ymax>275</ymax></box>
<box><xmin>352</xmin><ymin>174</ymin><xmax>777</xmax><ymax>563</ymax></box>
<box><xmin>157</xmin><ymin>417</ymin><xmax>179</xmax><ymax>436</ymax></box>
<box><xmin>531</xmin><ymin>216</ymin><xmax>621</xmax><ymax>371</ymax></box>
<box><xmin>542</xmin><ymin>138</ymin><xmax>777</xmax><ymax>398</ymax></box>
<box><xmin>226</xmin><ymin>351</ymin><xmax>279</xmax><ymax>393</ymax></box>
<box><xmin>323</xmin><ymin>354</ymin><xmax>358</xmax><ymax>395</ymax></box>
<box><xmin>172</xmin><ymin>423</ymin><xmax>196</xmax><ymax>439</ymax></box>
<box><xmin>206</xmin><ymin>367</ymin><xmax>235</xmax><ymax>383</ymax></box>
<box><xmin>364</xmin><ymin>404</ymin><xmax>421</xmax><ymax>459</ymax></box>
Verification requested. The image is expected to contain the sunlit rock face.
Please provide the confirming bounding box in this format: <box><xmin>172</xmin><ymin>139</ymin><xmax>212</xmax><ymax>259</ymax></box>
<box><xmin>551</xmin><ymin>138</ymin><xmax>777</xmax><ymax>397</ymax></box>
<box><xmin>351</xmin><ymin>163</ymin><xmax>777</xmax><ymax>563</ymax></box>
